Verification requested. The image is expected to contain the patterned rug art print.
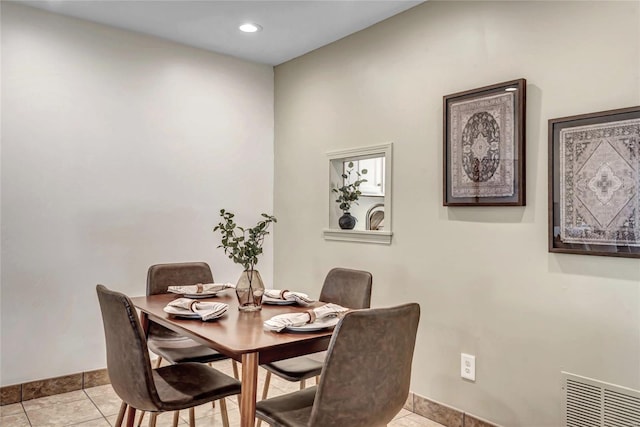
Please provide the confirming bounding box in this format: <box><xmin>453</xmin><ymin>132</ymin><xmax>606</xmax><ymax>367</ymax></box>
<box><xmin>450</xmin><ymin>92</ymin><xmax>514</xmax><ymax>198</ymax></box>
<box><xmin>559</xmin><ymin>118</ymin><xmax>640</xmax><ymax>246</ymax></box>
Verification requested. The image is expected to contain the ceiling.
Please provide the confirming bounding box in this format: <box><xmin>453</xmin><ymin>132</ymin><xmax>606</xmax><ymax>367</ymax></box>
<box><xmin>20</xmin><ymin>1</ymin><xmax>424</xmax><ymax>65</ymax></box>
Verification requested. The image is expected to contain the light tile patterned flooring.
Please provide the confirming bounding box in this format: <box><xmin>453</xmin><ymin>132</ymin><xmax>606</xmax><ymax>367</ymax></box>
<box><xmin>1</xmin><ymin>360</ymin><xmax>444</xmax><ymax>427</ymax></box>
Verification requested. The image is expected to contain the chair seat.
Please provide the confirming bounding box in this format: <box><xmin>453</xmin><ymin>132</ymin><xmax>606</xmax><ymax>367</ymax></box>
<box><xmin>153</xmin><ymin>362</ymin><xmax>241</xmax><ymax>412</ymax></box>
<box><xmin>256</xmin><ymin>386</ymin><xmax>317</xmax><ymax>427</ymax></box>
<box><xmin>148</xmin><ymin>337</ymin><xmax>229</xmax><ymax>364</ymax></box>
<box><xmin>263</xmin><ymin>356</ymin><xmax>323</xmax><ymax>382</ymax></box>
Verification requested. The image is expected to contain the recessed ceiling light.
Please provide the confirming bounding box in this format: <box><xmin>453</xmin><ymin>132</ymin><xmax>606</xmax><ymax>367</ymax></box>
<box><xmin>505</xmin><ymin>87</ymin><xmax>517</xmax><ymax>92</ymax></box>
<box><xmin>239</xmin><ymin>23</ymin><xmax>262</xmax><ymax>33</ymax></box>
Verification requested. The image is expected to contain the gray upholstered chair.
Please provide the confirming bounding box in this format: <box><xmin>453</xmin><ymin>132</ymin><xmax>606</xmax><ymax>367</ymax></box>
<box><xmin>259</xmin><ymin>268</ymin><xmax>372</xmax><ymax>403</ymax></box>
<box><xmin>145</xmin><ymin>262</ymin><xmax>238</xmax><ymax>371</ymax></box>
<box><xmin>137</xmin><ymin>262</ymin><xmax>239</xmax><ymax>426</ymax></box>
<box><xmin>317</xmin><ymin>267</ymin><xmax>373</xmax><ymax>309</ymax></box>
<box><xmin>96</xmin><ymin>285</ymin><xmax>241</xmax><ymax>427</ymax></box>
<box><xmin>256</xmin><ymin>303</ymin><xmax>420</xmax><ymax>427</ymax></box>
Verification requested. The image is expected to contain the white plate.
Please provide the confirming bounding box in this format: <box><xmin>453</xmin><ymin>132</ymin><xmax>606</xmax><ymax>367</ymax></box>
<box><xmin>285</xmin><ymin>316</ymin><xmax>340</xmax><ymax>332</ymax></box>
<box><xmin>262</xmin><ymin>297</ymin><xmax>296</xmax><ymax>305</ymax></box>
<box><xmin>183</xmin><ymin>292</ymin><xmax>219</xmax><ymax>299</ymax></box>
<box><xmin>163</xmin><ymin>306</ymin><xmax>201</xmax><ymax>319</ymax></box>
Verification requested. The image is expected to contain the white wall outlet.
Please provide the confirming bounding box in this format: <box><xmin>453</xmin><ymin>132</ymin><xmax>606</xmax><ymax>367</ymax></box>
<box><xmin>461</xmin><ymin>353</ymin><xmax>476</xmax><ymax>381</ymax></box>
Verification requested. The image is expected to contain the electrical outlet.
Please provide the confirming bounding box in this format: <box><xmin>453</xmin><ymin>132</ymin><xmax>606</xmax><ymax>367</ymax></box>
<box><xmin>461</xmin><ymin>353</ymin><xmax>476</xmax><ymax>381</ymax></box>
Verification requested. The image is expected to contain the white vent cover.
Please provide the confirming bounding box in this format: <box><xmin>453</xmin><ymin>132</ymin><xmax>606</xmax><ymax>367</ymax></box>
<box><xmin>562</xmin><ymin>372</ymin><xmax>640</xmax><ymax>427</ymax></box>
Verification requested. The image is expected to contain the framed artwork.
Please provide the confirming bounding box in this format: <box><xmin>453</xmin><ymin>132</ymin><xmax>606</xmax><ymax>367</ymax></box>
<box><xmin>549</xmin><ymin>106</ymin><xmax>640</xmax><ymax>258</ymax></box>
<box><xmin>443</xmin><ymin>78</ymin><xmax>526</xmax><ymax>206</ymax></box>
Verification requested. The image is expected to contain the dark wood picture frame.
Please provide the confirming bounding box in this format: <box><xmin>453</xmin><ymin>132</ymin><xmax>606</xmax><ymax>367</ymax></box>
<box><xmin>443</xmin><ymin>78</ymin><xmax>526</xmax><ymax>206</ymax></box>
<box><xmin>549</xmin><ymin>106</ymin><xmax>640</xmax><ymax>258</ymax></box>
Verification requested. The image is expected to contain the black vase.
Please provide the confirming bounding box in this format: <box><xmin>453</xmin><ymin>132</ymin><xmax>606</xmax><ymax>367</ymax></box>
<box><xmin>338</xmin><ymin>212</ymin><xmax>356</xmax><ymax>230</ymax></box>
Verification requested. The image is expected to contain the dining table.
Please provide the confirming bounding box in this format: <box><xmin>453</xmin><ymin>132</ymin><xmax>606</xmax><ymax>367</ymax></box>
<box><xmin>130</xmin><ymin>292</ymin><xmax>334</xmax><ymax>427</ymax></box>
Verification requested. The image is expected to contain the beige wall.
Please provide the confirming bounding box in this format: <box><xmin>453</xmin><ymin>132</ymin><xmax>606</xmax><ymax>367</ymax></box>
<box><xmin>1</xmin><ymin>3</ymin><xmax>274</xmax><ymax>385</ymax></box>
<box><xmin>273</xmin><ymin>2</ymin><xmax>640</xmax><ymax>425</ymax></box>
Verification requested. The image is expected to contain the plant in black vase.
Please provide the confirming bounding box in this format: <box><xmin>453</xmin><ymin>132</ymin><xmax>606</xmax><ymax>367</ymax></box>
<box><xmin>213</xmin><ymin>209</ymin><xmax>277</xmax><ymax>311</ymax></box>
<box><xmin>332</xmin><ymin>162</ymin><xmax>367</xmax><ymax>230</ymax></box>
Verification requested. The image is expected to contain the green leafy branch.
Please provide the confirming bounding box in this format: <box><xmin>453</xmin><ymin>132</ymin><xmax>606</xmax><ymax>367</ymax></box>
<box><xmin>332</xmin><ymin>162</ymin><xmax>368</xmax><ymax>212</ymax></box>
<box><xmin>213</xmin><ymin>209</ymin><xmax>277</xmax><ymax>271</ymax></box>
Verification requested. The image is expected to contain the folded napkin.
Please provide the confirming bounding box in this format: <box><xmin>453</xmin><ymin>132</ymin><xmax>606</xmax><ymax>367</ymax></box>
<box><xmin>167</xmin><ymin>282</ymin><xmax>235</xmax><ymax>295</ymax></box>
<box><xmin>167</xmin><ymin>298</ymin><xmax>228</xmax><ymax>321</ymax></box>
<box><xmin>263</xmin><ymin>289</ymin><xmax>315</xmax><ymax>306</ymax></box>
<box><xmin>263</xmin><ymin>303</ymin><xmax>348</xmax><ymax>332</ymax></box>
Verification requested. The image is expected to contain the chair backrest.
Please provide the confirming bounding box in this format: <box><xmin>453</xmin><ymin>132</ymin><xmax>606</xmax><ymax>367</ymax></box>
<box><xmin>147</xmin><ymin>262</ymin><xmax>214</xmax><ymax>296</ymax></box>
<box><xmin>146</xmin><ymin>262</ymin><xmax>214</xmax><ymax>339</ymax></box>
<box><xmin>309</xmin><ymin>303</ymin><xmax>420</xmax><ymax>427</ymax></box>
<box><xmin>96</xmin><ymin>285</ymin><xmax>161</xmax><ymax>411</ymax></box>
<box><xmin>319</xmin><ymin>268</ymin><xmax>372</xmax><ymax>309</ymax></box>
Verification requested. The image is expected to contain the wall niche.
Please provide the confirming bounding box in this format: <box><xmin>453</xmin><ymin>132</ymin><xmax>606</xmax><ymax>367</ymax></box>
<box><xmin>324</xmin><ymin>143</ymin><xmax>393</xmax><ymax>244</ymax></box>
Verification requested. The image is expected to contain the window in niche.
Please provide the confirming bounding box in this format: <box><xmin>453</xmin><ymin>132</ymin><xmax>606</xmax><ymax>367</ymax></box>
<box><xmin>344</xmin><ymin>157</ymin><xmax>385</xmax><ymax>197</ymax></box>
<box><xmin>324</xmin><ymin>143</ymin><xmax>392</xmax><ymax>244</ymax></box>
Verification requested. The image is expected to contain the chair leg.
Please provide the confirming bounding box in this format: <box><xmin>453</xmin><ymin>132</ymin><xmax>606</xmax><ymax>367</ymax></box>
<box><xmin>115</xmin><ymin>401</ymin><xmax>128</xmax><ymax>427</ymax></box>
<box><xmin>262</xmin><ymin>371</ymin><xmax>271</xmax><ymax>399</ymax></box>
<box><xmin>300</xmin><ymin>379</ymin><xmax>306</xmax><ymax>390</ymax></box>
<box><xmin>220</xmin><ymin>398</ymin><xmax>230</xmax><ymax>427</ymax></box>
<box><xmin>155</xmin><ymin>357</ymin><xmax>163</xmax><ymax>368</ymax></box>
<box><xmin>189</xmin><ymin>407</ymin><xmax>195</xmax><ymax>427</ymax></box>
<box><xmin>232</xmin><ymin>360</ymin><xmax>240</xmax><ymax>379</ymax></box>
<box><xmin>125</xmin><ymin>407</ymin><xmax>137</xmax><ymax>427</ymax></box>
<box><xmin>255</xmin><ymin>370</ymin><xmax>272</xmax><ymax>427</ymax></box>
<box><xmin>172</xmin><ymin>411</ymin><xmax>180</xmax><ymax>427</ymax></box>
<box><xmin>148</xmin><ymin>413</ymin><xmax>158</xmax><ymax>427</ymax></box>
<box><xmin>136</xmin><ymin>410</ymin><xmax>146</xmax><ymax>426</ymax></box>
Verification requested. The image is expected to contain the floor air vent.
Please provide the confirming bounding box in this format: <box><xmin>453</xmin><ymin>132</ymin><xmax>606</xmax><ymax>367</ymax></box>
<box><xmin>562</xmin><ymin>372</ymin><xmax>640</xmax><ymax>427</ymax></box>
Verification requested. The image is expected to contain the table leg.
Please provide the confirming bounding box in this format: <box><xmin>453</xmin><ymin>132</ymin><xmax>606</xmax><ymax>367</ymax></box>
<box><xmin>240</xmin><ymin>352</ymin><xmax>259</xmax><ymax>427</ymax></box>
<box><xmin>139</xmin><ymin>312</ymin><xmax>149</xmax><ymax>336</ymax></box>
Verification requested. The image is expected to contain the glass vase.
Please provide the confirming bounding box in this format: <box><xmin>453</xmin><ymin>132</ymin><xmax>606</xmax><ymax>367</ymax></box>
<box><xmin>236</xmin><ymin>269</ymin><xmax>264</xmax><ymax>312</ymax></box>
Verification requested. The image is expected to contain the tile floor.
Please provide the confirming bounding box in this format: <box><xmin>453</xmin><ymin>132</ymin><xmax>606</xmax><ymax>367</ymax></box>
<box><xmin>0</xmin><ymin>360</ymin><xmax>444</xmax><ymax>427</ymax></box>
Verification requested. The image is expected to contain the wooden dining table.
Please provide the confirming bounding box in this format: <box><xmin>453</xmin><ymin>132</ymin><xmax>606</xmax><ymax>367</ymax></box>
<box><xmin>130</xmin><ymin>292</ymin><xmax>333</xmax><ymax>427</ymax></box>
